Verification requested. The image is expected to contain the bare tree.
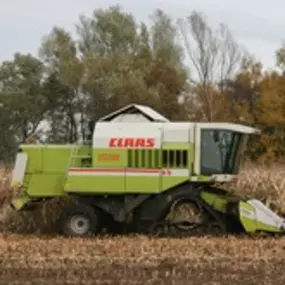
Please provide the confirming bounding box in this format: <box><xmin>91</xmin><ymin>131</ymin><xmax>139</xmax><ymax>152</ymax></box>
<box><xmin>178</xmin><ymin>11</ymin><xmax>246</xmax><ymax>121</ymax></box>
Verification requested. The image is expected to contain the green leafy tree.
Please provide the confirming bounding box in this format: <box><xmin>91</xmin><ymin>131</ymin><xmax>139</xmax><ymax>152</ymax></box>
<box><xmin>0</xmin><ymin>104</ymin><xmax>18</xmax><ymax>163</ymax></box>
<box><xmin>76</xmin><ymin>5</ymin><xmax>139</xmax><ymax>57</ymax></box>
<box><xmin>0</xmin><ymin>53</ymin><xmax>46</xmax><ymax>143</ymax></box>
<box><xmin>76</xmin><ymin>6</ymin><xmax>188</xmax><ymax>122</ymax></box>
<box><xmin>39</xmin><ymin>27</ymin><xmax>85</xmax><ymax>143</ymax></box>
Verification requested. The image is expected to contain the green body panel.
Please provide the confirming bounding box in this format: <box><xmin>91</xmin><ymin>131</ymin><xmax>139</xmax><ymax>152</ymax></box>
<box><xmin>23</xmin><ymin>147</ymin><xmax>42</xmax><ymax>173</ymax></box>
<box><xmin>238</xmin><ymin>201</ymin><xmax>256</xmax><ymax>232</ymax></box>
<box><xmin>200</xmin><ymin>191</ymin><xmax>229</xmax><ymax>213</ymax></box>
<box><xmin>239</xmin><ymin>201</ymin><xmax>281</xmax><ymax>233</ymax></box>
<box><xmin>66</xmin><ymin>176</ymin><xmax>126</xmax><ymax>193</ymax></box>
<box><xmin>21</xmin><ymin>145</ymin><xmax>91</xmax><ymax>173</ymax></box>
<box><xmin>126</xmin><ymin>177</ymin><xmax>159</xmax><ymax>193</ymax></box>
<box><xmin>19</xmin><ymin>144</ymin><xmax>91</xmax><ymax>197</ymax></box>
<box><xmin>161</xmin><ymin>177</ymin><xmax>188</xmax><ymax>192</ymax></box>
<box><xmin>27</xmin><ymin>174</ymin><xmax>65</xmax><ymax>196</ymax></box>
<box><xmin>65</xmin><ymin>175</ymin><xmax>190</xmax><ymax>194</ymax></box>
<box><xmin>66</xmin><ymin>176</ymin><xmax>163</xmax><ymax>194</ymax></box>
<box><xmin>240</xmin><ymin>217</ymin><xmax>281</xmax><ymax>233</ymax></box>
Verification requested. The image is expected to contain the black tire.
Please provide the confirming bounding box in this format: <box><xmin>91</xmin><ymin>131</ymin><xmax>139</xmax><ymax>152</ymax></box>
<box><xmin>56</xmin><ymin>203</ymin><xmax>99</xmax><ymax>237</ymax></box>
<box><xmin>99</xmin><ymin>212</ymin><xmax>124</xmax><ymax>235</ymax></box>
<box><xmin>206</xmin><ymin>221</ymin><xmax>227</xmax><ymax>236</ymax></box>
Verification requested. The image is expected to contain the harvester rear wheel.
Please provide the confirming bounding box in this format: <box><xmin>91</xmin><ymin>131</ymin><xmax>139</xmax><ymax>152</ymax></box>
<box><xmin>56</xmin><ymin>203</ymin><xmax>100</xmax><ymax>237</ymax></box>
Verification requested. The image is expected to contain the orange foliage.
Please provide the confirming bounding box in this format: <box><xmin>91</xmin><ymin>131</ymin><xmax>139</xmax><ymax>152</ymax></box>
<box><xmin>256</xmin><ymin>72</ymin><xmax>285</xmax><ymax>124</ymax></box>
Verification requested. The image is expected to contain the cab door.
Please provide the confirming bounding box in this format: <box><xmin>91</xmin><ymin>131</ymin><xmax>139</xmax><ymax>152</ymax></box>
<box><xmin>194</xmin><ymin>123</ymin><xmax>242</xmax><ymax>177</ymax></box>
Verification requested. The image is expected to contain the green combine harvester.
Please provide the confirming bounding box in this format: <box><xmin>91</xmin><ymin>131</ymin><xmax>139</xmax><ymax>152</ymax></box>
<box><xmin>9</xmin><ymin>104</ymin><xmax>285</xmax><ymax>237</ymax></box>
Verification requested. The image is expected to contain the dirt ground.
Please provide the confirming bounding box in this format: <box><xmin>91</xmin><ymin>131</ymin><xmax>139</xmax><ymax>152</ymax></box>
<box><xmin>0</xmin><ymin>234</ymin><xmax>285</xmax><ymax>285</ymax></box>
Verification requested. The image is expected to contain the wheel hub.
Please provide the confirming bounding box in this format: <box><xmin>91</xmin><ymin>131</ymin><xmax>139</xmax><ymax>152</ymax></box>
<box><xmin>69</xmin><ymin>215</ymin><xmax>90</xmax><ymax>235</ymax></box>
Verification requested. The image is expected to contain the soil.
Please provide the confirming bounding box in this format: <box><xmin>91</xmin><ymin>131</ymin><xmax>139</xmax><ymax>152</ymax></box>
<box><xmin>0</xmin><ymin>234</ymin><xmax>285</xmax><ymax>284</ymax></box>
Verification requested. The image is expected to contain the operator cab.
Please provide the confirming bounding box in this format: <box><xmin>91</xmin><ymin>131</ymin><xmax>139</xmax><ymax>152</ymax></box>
<box><xmin>195</xmin><ymin>123</ymin><xmax>260</xmax><ymax>177</ymax></box>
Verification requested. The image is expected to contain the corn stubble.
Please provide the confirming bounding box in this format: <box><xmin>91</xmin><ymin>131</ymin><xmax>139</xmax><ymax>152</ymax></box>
<box><xmin>1</xmin><ymin>165</ymin><xmax>285</xmax><ymax>284</ymax></box>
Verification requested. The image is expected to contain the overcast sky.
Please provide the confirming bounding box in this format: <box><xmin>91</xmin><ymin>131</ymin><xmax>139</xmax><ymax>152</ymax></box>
<box><xmin>0</xmin><ymin>0</ymin><xmax>284</xmax><ymax>69</ymax></box>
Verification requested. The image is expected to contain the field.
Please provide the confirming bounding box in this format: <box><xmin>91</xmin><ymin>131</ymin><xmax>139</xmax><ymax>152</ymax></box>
<box><xmin>1</xmin><ymin>165</ymin><xmax>285</xmax><ymax>284</ymax></box>
<box><xmin>1</xmin><ymin>235</ymin><xmax>285</xmax><ymax>284</ymax></box>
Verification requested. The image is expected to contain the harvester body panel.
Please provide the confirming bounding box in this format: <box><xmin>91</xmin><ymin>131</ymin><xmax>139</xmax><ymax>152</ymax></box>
<box><xmin>14</xmin><ymin>145</ymin><xmax>91</xmax><ymax>197</ymax></box>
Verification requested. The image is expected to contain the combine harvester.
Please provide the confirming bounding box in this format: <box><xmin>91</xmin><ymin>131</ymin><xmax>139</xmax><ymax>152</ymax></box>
<box><xmin>9</xmin><ymin>104</ymin><xmax>285</xmax><ymax>237</ymax></box>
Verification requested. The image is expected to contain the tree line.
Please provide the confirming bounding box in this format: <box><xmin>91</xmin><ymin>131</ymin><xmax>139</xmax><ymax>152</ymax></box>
<box><xmin>1</xmin><ymin>5</ymin><xmax>285</xmax><ymax>164</ymax></box>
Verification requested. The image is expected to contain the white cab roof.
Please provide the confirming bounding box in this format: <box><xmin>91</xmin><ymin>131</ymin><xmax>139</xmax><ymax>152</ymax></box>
<box><xmin>196</xmin><ymin>122</ymin><xmax>261</xmax><ymax>134</ymax></box>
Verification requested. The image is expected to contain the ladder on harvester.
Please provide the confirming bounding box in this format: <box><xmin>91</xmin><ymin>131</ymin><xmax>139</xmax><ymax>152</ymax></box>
<box><xmin>63</xmin><ymin>139</ymin><xmax>91</xmax><ymax>187</ymax></box>
<box><xmin>62</xmin><ymin>143</ymin><xmax>81</xmax><ymax>188</ymax></box>
<box><xmin>68</xmin><ymin>144</ymin><xmax>81</xmax><ymax>169</ymax></box>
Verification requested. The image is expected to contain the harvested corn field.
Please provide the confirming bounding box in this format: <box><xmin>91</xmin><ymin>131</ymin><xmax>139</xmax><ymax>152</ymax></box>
<box><xmin>0</xmin><ymin>234</ymin><xmax>285</xmax><ymax>284</ymax></box>
<box><xmin>1</xmin><ymin>165</ymin><xmax>285</xmax><ymax>284</ymax></box>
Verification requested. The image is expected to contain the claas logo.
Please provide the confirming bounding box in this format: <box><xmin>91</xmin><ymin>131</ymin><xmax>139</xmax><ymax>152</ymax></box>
<box><xmin>109</xmin><ymin>138</ymin><xmax>155</xmax><ymax>148</ymax></box>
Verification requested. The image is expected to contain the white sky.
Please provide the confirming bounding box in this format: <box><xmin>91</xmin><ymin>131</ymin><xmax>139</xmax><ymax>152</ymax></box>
<box><xmin>0</xmin><ymin>0</ymin><xmax>285</xmax><ymax>69</ymax></box>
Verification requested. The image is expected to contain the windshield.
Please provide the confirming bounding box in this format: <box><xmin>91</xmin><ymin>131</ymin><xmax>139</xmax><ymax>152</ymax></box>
<box><xmin>200</xmin><ymin>129</ymin><xmax>242</xmax><ymax>174</ymax></box>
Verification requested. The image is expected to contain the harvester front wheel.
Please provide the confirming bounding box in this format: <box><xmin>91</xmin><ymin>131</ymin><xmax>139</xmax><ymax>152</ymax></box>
<box><xmin>57</xmin><ymin>203</ymin><xmax>99</xmax><ymax>237</ymax></box>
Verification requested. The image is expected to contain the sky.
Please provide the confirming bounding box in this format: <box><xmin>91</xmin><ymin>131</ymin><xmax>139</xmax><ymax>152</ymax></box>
<box><xmin>0</xmin><ymin>0</ymin><xmax>285</xmax><ymax>69</ymax></box>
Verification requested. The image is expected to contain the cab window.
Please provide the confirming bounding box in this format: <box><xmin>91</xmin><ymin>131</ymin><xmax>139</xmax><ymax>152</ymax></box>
<box><xmin>200</xmin><ymin>129</ymin><xmax>241</xmax><ymax>174</ymax></box>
